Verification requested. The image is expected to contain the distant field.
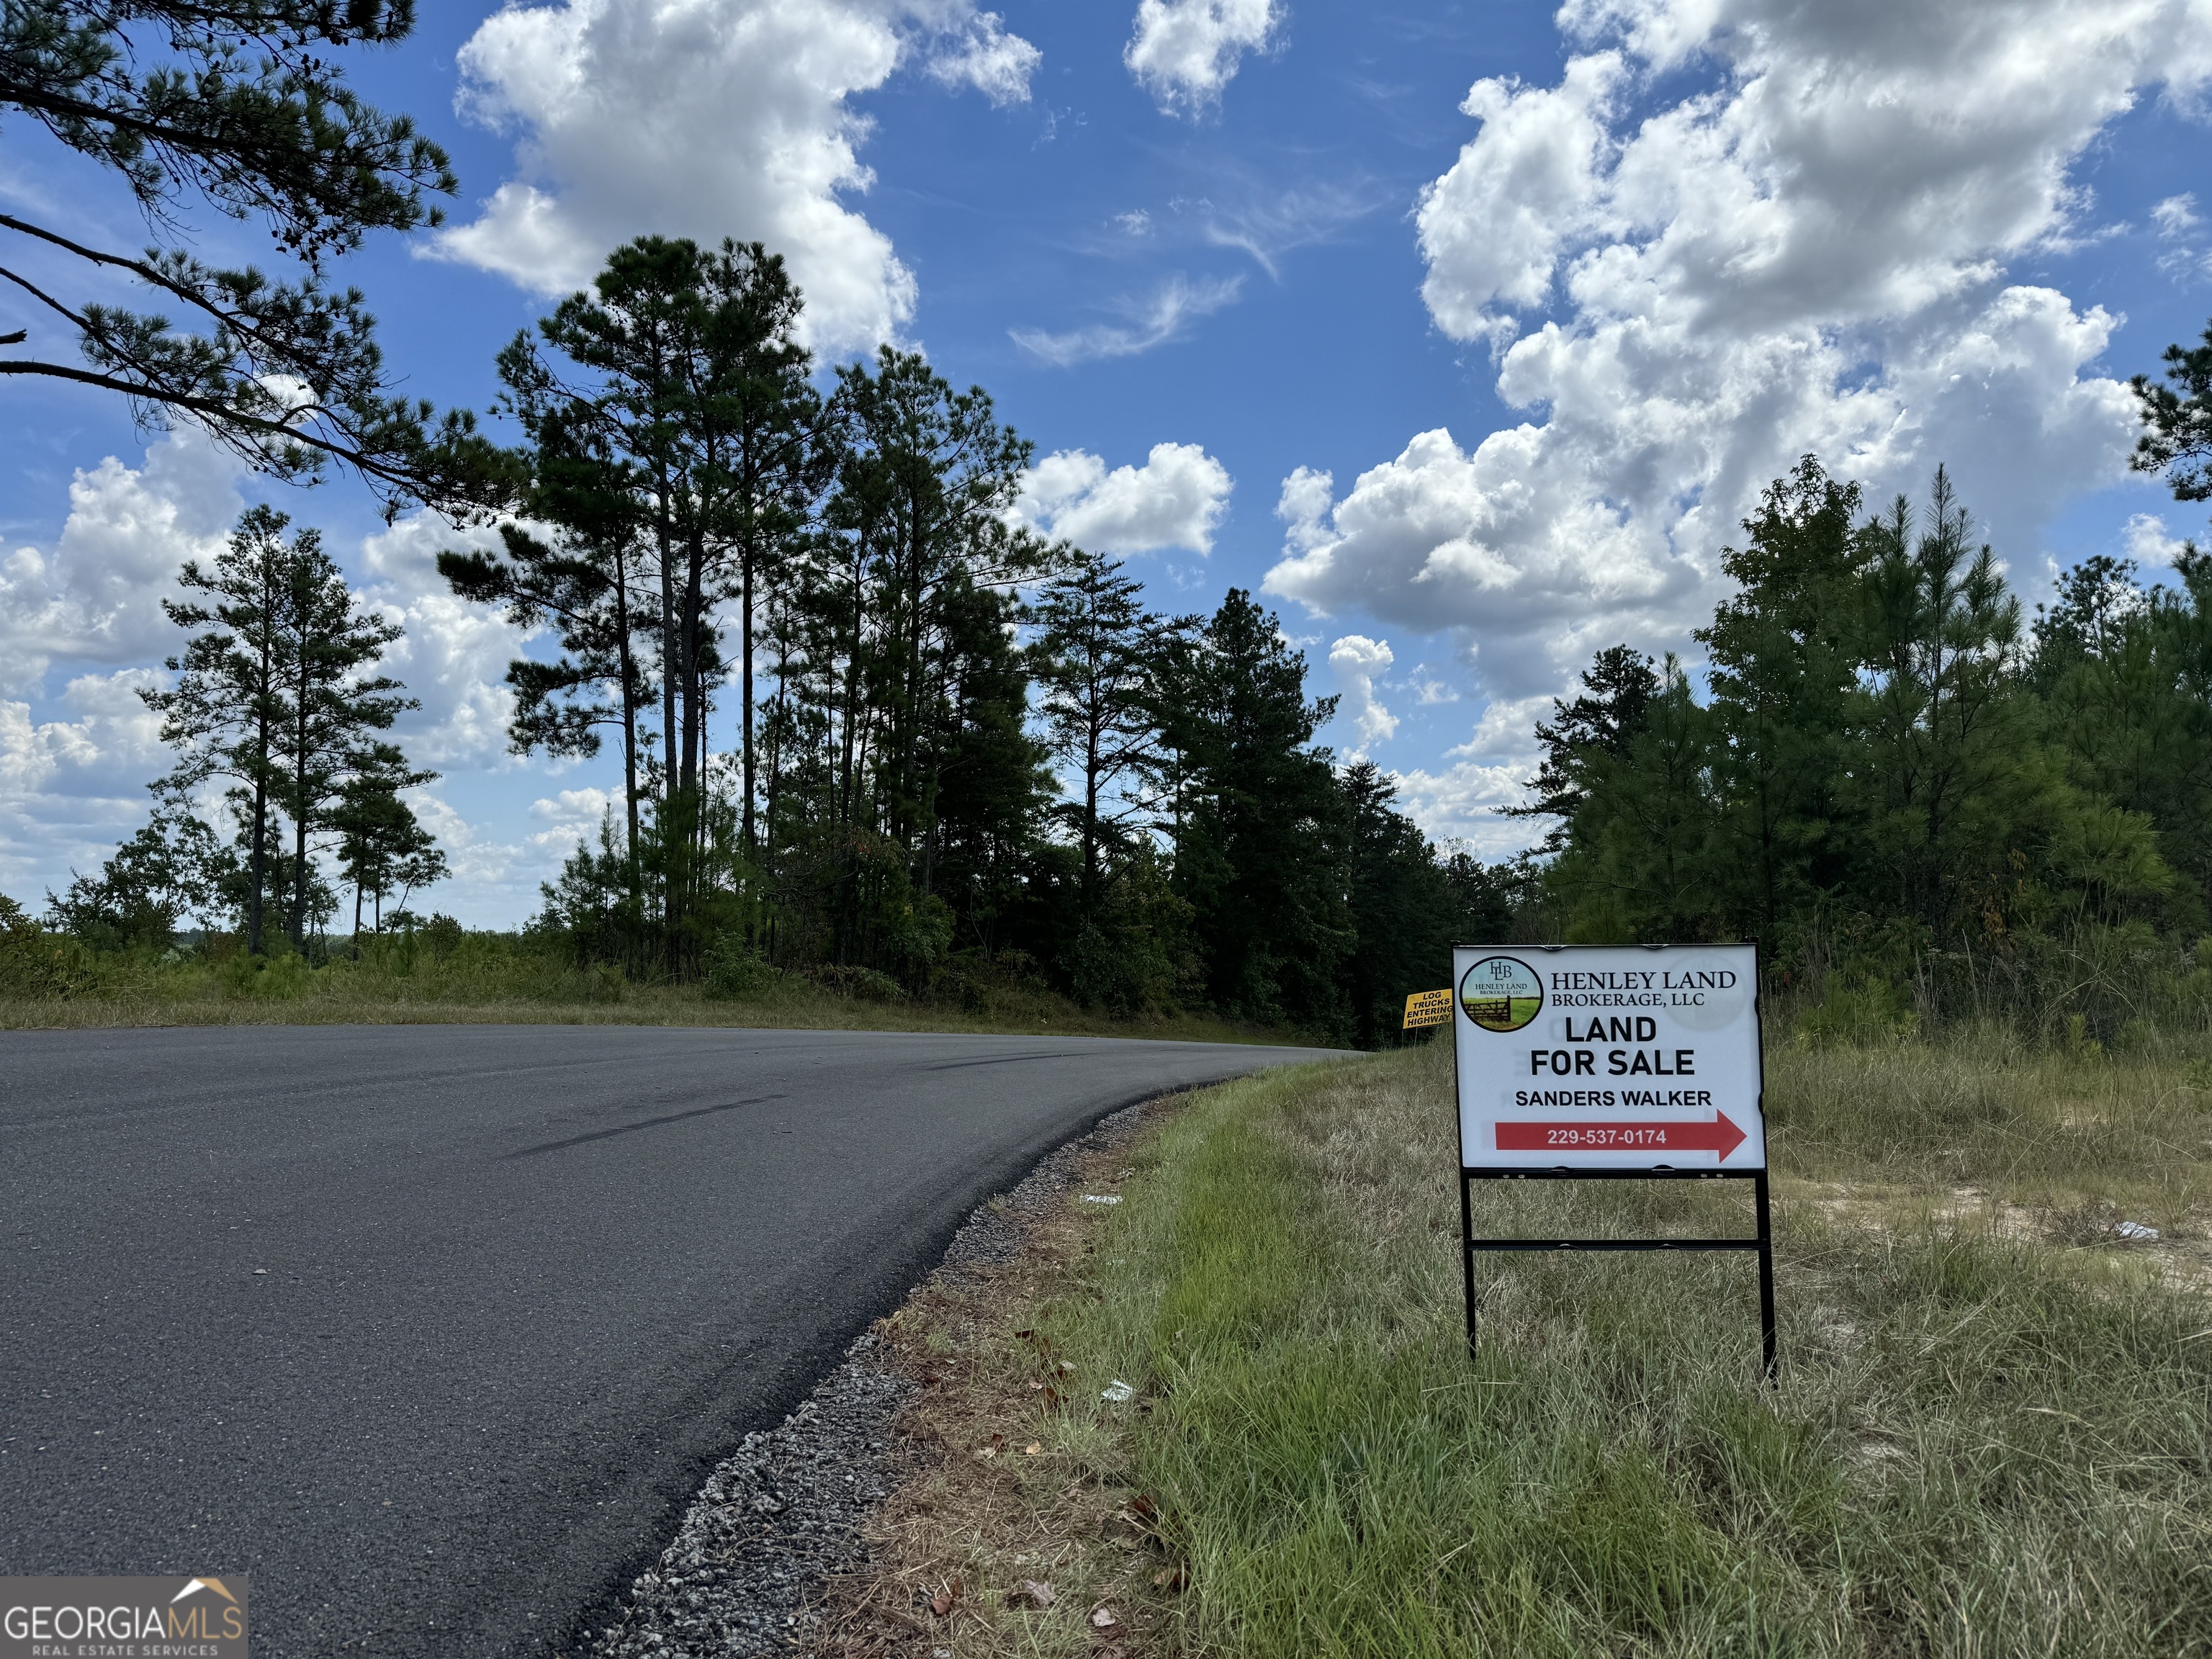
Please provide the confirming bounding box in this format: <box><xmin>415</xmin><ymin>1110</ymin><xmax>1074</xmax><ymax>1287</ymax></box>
<box><xmin>874</xmin><ymin>1031</ymin><xmax>2212</xmax><ymax>1657</ymax></box>
<box><xmin>1462</xmin><ymin>992</ymin><xmax>1542</xmax><ymax>1031</ymax></box>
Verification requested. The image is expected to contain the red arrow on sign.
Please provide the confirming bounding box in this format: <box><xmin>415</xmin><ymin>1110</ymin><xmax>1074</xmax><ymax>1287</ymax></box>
<box><xmin>1495</xmin><ymin>1112</ymin><xmax>1748</xmax><ymax>1160</ymax></box>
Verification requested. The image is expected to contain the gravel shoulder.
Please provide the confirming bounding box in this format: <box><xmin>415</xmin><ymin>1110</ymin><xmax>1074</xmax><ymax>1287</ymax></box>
<box><xmin>571</xmin><ymin>1100</ymin><xmax>1161</xmax><ymax>1659</ymax></box>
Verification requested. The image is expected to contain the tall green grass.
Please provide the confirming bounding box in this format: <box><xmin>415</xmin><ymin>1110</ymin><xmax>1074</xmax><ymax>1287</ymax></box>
<box><xmin>0</xmin><ymin>925</ymin><xmax>1292</xmax><ymax>1044</ymax></box>
<box><xmin>1043</xmin><ymin>1040</ymin><xmax>2212</xmax><ymax>1656</ymax></box>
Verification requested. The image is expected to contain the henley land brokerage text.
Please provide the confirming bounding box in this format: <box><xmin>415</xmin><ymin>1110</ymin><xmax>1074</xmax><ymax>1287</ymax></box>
<box><xmin>1547</xmin><ymin>966</ymin><xmax>1738</xmax><ymax>1010</ymax></box>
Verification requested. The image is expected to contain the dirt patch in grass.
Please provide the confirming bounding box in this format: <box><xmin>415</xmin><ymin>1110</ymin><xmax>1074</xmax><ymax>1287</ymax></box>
<box><xmin>816</xmin><ymin>1102</ymin><xmax>1189</xmax><ymax>1659</ymax></box>
<box><xmin>564</xmin><ymin>1096</ymin><xmax>1196</xmax><ymax>1659</ymax></box>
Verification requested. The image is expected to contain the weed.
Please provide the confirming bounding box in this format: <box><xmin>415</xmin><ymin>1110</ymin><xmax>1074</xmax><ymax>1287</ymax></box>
<box><xmin>905</xmin><ymin>1040</ymin><xmax>2212</xmax><ymax>1657</ymax></box>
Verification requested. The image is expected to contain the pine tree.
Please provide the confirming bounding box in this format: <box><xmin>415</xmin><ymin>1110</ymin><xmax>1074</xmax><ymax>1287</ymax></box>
<box><xmin>143</xmin><ymin>505</ymin><xmax>298</xmax><ymax>953</ymax></box>
<box><xmin>928</xmin><ymin>583</ymin><xmax>1052</xmax><ymax>965</ymax></box>
<box><xmin>2039</xmin><ymin>556</ymin><xmax>2212</xmax><ymax>914</ymax></box>
<box><xmin>1849</xmin><ymin>468</ymin><xmax>2039</xmax><ymax>936</ymax></box>
<box><xmin>1339</xmin><ymin>762</ymin><xmax>1452</xmax><ymax>1048</ymax></box>
<box><xmin>333</xmin><ymin>743</ymin><xmax>444</xmax><ymax>934</ymax></box>
<box><xmin>500</xmin><ymin>236</ymin><xmax>705</xmax><ymax>853</ymax></box>
<box><xmin>1156</xmin><ymin>589</ymin><xmax>1352</xmax><ymax>1034</ymax></box>
<box><xmin>1696</xmin><ymin>457</ymin><xmax>1862</xmax><ymax>941</ymax></box>
<box><xmin>1028</xmin><ymin>552</ymin><xmax>1169</xmax><ymax>918</ymax></box>
<box><xmin>694</xmin><ymin>243</ymin><xmax>826</xmax><ymax>858</ymax></box>
<box><xmin>440</xmin><ymin>402</ymin><xmax>655</xmax><ymax>889</ymax></box>
<box><xmin>1560</xmin><ymin>658</ymin><xmax>1720</xmax><ymax>943</ymax></box>
<box><xmin>824</xmin><ymin>348</ymin><xmax>1051</xmax><ymax>876</ymax></box>
<box><xmin>1505</xmin><ymin>644</ymin><xmax>1660</xmax><ymax>850</ymax></box>
<box><xmin>143</xmin><ymin>505</ymin><xmax>419</xmax><ymax>954</ymax></box>
<box><xmin>2131</xmin><ymin>319</ymin><xmax>2212</xmax><ymax>506</ymax></box>
<box><xmin>0</xmin><ymin>2</ymin><xmax>504</xmax><ymax>511</ymax></box>
<box><xmin>267</xmin><ymin>526</ymin><xmax>412</xmax><ymax>950</ymax></box>
<box><xmin>492</xmin><ymin>237</ymin><xmax>830</xmax><ymax>968</ymax></box>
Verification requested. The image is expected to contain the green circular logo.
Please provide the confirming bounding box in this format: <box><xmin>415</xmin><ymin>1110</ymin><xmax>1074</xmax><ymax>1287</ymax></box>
<box><xmin>1460</xmin><ymin>955</ymin><xmax>1544</xmax><ymax>1033</ymax></box>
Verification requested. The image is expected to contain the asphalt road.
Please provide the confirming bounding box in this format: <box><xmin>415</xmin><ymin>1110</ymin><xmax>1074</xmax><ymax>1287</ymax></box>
<box><xmin>0</xmin><ymin>1024</ymin><xmax>1338</xmax><ymax>1656</ymax></box>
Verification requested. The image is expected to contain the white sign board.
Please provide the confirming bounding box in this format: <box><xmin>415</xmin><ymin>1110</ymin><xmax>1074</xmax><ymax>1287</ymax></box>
<box><xmin>1452</xmin><ymin>944</ymin><xmax>1765</xmax><ymax>1172</ymax></box>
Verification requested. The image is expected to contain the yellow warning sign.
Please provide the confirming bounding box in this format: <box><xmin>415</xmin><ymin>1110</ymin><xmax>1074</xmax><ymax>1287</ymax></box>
<box><xmin>1402</xmin><ymin>988</ymin><xmax>1453</xmax><ymax>1030</ymax></box>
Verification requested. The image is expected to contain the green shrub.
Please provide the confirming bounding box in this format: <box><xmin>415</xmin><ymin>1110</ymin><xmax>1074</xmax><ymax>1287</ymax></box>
<box><xmin>1797</xmin><ymin>973</ymin><xmax>1917</xmax><ymax>1046</ymax></box>
<box><xmin>806</xmin><ymin>962</ymin><xmax>907</xmax><ymax>1002</ymax></box>
<box><xmin>701</xmin><ymin>932</ymin><xmax>777</xmax><ymax>999</ymax></box>
<box><xmin>0</xmin><ymin>896</ymin><xmax>96</xmax><ymax>997</ymax></box>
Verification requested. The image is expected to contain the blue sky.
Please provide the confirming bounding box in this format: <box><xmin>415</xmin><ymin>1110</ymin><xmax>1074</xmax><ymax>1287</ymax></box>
<box><xmin>7</xmin><ymin>0</ymin><xmax>2212</xmax><ymax>925</ymax></box>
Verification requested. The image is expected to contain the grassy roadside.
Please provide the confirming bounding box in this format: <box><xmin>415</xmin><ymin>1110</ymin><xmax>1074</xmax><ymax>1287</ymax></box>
<box><xmin>0</xmin><ymin>941</ymin><xmax>1296</xmax><ymax>1046</ymax></box>
<box><xmin>840</xmin><ymin>1035</ymin><xmax>2212</xmax><ymax>1657</ymax></box>
<box><xmin>0</xmin><ymin>986</ymin><xmax>1286</xmax><ymax>1044</ymax></box>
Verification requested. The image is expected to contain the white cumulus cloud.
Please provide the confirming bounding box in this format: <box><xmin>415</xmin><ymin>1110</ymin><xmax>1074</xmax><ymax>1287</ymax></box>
<box><xmin>0</xmin><ymin>432</ymin><xmax>240</xmax><ymax>697</ymax></box>
<box><xmin>531</xmin><ymin>786</ymin><xmax>618</xmax><ymax>836</ymax></box>
<box><xmin>1327</xmin><ymin>634</ymin><xmax>1397</xmax><ymax>752</ymax></box>
<box><xmin>356</xmin><ymin>512</ymin><xmax>537</xmax><ymax>773</ymax></box>
<box><xmin>1267</xmin><ymin>0</ymin><xmax>2198</xmax><ymax>714</ymax></box>
<box><xmin>1014</xmin><ymin>443</ymin><xmax>1233</xmax><ymax>556</ymax></box>
<box><xmin>1125</xmin><ymin>0</ymin><xmax>1280</xmax><ymax>114</ymax></box>
<box><xmin>1388</xmin><ymin>757</ymin><xmax>1532</xmax><ymax>855</ymax></box>
<box><xmin>1414</xmin><ymin>52</ymin><xmax>1624</xmax><ymax>337</ymax></box>
<box><xmin>1268</xmin><ymin>426</ymin><xmax>1698</xmax><ymax>699</ymax></box>
<box><xmin>0</xmin><ymin>670</ymin><xmax>177</xmax><ymax>899</ymax></box>
<box><xmin>2124</xmin><ymin>511</ymin><xmax>2194</xmax><ymax>569</ymax></box>
<box><xmin>0</xmin><ymin>434</ymin><xmax>248</xmax><ymax>899</ymax></box>
<box><xmin>428</xmin><ymin>0</ymin><xmax>1040</xmax><ymax>352</ymax></box>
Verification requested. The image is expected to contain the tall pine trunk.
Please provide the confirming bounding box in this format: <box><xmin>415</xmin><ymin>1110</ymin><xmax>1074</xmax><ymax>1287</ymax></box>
<box><xmin>290</xmin><ymin>639</ymin><xmax>310</xmax><ymax>952</ymax></box>
<box><xmin>741</xmin><ymin>526</ymin><xmax>757</xmax><ymax>860</ymax></box>
<box><xmin>654</xmin><ymin>472</ymin><xmax>680</xmax><ymax>974</ymax></box>
<box><xmin>247</xmin><ymin>773</ymin><xmax>269</xmax><ymax>955</ymax></box>
<box><xmin>615</xmin><ymin>541</ymin><xmax>642</xmax><ymax>899</ymax></box>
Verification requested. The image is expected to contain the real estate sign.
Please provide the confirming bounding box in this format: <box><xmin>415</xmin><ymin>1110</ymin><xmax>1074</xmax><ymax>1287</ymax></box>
<box><xmin>1452</xmin><ymin>944</ymin><xmax>1764</xmax><ymax>1172</ymax></box>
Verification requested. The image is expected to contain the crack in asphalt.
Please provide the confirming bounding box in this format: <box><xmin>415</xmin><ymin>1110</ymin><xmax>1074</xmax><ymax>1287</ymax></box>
<box><xmin>923</xmin><ymin>1051</ymin><xmax>1093</xmax><ymax>1071</ymax></box>
<box><xmin>503</xmin><ymin>1094</ymin><xmax>790</xmax><ymax>1157</ymax></box>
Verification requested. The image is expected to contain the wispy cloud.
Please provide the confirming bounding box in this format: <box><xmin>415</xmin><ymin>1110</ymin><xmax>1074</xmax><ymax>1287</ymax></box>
<box><xmin>1411</xmin><ymin>666</ymin><xmax>1461</xmax><ymax>706</ymax></box>
<box><xmin>1184</xmin><ymin>184</ymin><xmax>1377</xmax><ymax>279</ymax></box>
<box><xmin>1011</xmin><ymin>274</ymin><xmax>1242</xmax><ymax>366</ymax></box>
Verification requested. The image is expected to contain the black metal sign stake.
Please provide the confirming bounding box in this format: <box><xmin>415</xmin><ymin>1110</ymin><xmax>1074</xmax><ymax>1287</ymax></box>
<box><xmin>1458</xmin><ymin>1166</ymin><xmax>1777</xmax><ymax>1378</ymax></box>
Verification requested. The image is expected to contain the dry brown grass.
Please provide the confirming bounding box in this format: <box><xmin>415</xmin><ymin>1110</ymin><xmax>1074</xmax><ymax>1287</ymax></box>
<box><xmin>822</xmin><ymin>1111</ymin><xmax>1190</xmax><ymax>1659</ymax></box>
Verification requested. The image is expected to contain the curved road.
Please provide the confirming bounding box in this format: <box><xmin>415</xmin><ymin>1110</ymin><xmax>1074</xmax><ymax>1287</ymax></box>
<box><xmin>0</xmin><ymin>1024</ymin><xmax>1337</xmax><ymax>1656</ymax></box>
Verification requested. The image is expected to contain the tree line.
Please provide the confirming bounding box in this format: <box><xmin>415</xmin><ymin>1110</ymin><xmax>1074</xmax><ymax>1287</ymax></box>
<box><xmin>41</xmin><ymin>228</ymin><xmax>1514</xmax><ymax>1045</ymax></box>
<box><xmin>428</xmin><ymin>234</ymin><xmax>1513</xmax><ymax>1044</ymax></box>
<box><xmin>20</xmin><ymin>6</ymin><xmax>2212</xmax><ymax>1043</ymax></box>
<box><xmin>48</xmin><ymin>235</ymin><xmax>2212</xmax><ymax>1045</ymax></box>
<box><xmin>1529</xmin><ymin>355</ymin><xmax>2212</xmax><ymax>1035</ymax></box>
